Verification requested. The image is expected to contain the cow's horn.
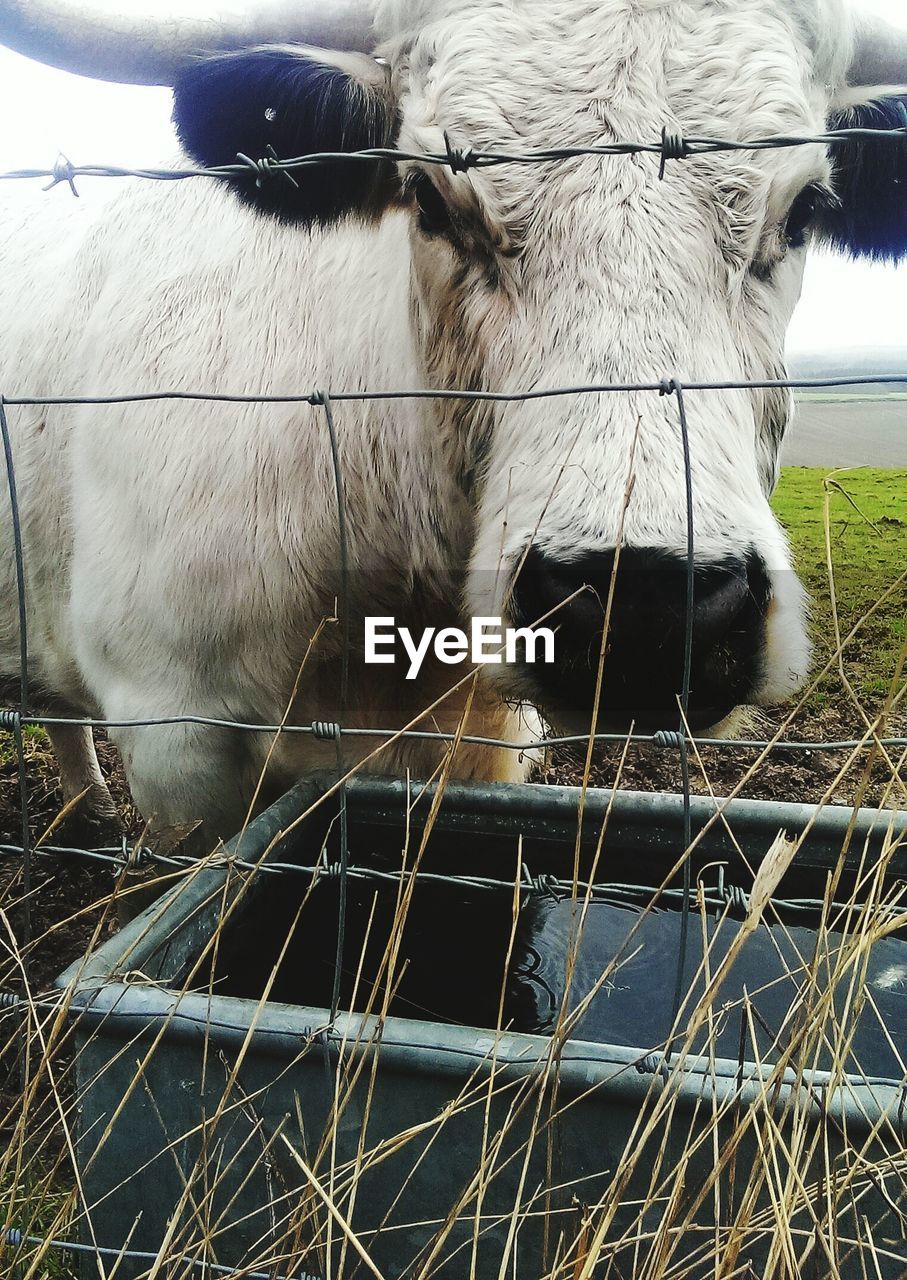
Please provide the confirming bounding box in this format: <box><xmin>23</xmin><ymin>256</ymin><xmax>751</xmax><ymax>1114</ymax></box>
<box><xmin>848</xmin><ymin>14</ymin><xmax>907</xmax><ymax>89</ymax></box>
<box><xmin>0</xmin><ymin>0</ymin><xmax>378</xmax><ymax>85</ymax></box>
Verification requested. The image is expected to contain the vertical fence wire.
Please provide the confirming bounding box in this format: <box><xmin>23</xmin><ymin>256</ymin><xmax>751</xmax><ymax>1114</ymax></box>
<box><xmin>0</xmin><ymin>396</ymin><xmax>31</xmax><ymax>971</ymax></box>
<box><xmin>313</xmin><ymin>390</ymin><xmax>351</xmax><ymax>1027</ymax></box>
<box><xmin>663</xmin><ymin>380</ymin><xmax>696</xmax><ymax>1050</ymax></box>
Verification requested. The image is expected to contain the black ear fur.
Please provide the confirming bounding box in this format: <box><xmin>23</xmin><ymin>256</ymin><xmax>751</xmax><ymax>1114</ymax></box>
<box><xmin>819</xmin><ymin>94</ymin><xmax>907</xmax><ymax>262</ymax></box>
<box><xmin>173</xmin><ymin>48</ymin><xmax>399</xmax><ymax>223</ymax></box>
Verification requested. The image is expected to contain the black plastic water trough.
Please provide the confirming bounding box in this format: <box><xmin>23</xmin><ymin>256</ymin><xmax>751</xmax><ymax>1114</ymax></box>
<box><xmin>57</xmin><ymin>776</ymin><xmax>907</xmax><ymax>1278</ymax></box>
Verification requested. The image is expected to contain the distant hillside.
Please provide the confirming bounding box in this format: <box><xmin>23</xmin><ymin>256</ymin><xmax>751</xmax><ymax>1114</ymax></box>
<box><xmin>788</xmin><ymin>347</ymin><xmax>907</xmax><ymax>393</ymax></box>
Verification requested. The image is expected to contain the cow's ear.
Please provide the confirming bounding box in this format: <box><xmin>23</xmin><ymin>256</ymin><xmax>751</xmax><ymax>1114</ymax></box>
<box><xmin>173</xmin><ymin>47</ymin><xmax>399</xmax><ymax>224</ymax></box>
<box><xmin>817</xmin><ymin>94</ymin><xmax>907</xmax><ymax>261</ymax></box>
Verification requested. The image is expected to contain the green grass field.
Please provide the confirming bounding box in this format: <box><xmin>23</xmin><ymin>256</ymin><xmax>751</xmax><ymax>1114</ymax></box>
<box><xmin>772</xmin><ymin>467</ymin><xmax>906</xmax><ymax>710</ymax></box>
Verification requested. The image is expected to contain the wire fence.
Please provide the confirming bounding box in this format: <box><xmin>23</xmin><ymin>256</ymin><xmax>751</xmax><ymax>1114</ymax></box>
<box><xmin>0</xmin><ymin>117</ymin><xmax>905</xmax><ymax>193</ymax></box>
<box><xmin>1</xmin><ymin>371</ymin><xmax>905</xmax><ymax>763</ymax></box>
<box><xmin>1</xmin><ymin>117</ymin><xmax>906</xmax><ymax>1280</ymax></box>
<box><xmin>5</xmin><ymin>838</ymin><xmax>903</xmax><ymax>928</ymax></box>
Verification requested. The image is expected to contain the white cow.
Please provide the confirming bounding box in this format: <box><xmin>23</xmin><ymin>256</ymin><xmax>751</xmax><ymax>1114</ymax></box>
<box><xmin>0</xmin><ymin>0</ymin><xmax>904</xmax><ymax>839</ymax></box>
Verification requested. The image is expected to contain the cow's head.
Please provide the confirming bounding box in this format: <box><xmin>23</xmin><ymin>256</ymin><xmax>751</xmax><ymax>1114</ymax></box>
<box><xmin>5</xmin><ymin>0</ymin><xmax>905</xmax><ymax>732</ymax></box>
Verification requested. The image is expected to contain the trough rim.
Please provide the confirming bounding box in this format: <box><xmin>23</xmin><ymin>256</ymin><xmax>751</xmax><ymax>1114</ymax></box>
<box><xmin>55</xmin><ymin>776</ymin><xmax>907</xmax><ymax>1136</ymax></box>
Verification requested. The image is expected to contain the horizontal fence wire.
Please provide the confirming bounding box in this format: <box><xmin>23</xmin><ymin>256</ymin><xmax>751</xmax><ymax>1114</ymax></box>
<box><xmin>2</xmin><ymin>714</ymin><xmax>905</xmax><ymax>755</ymax></box>
<box><xmin>0</xmin><ymin>843</ymin><xmax>900</xmax><ymax>923</ymax></box>
<box><xmin>3</xmin><ymin>374</ymin><xmax>907</xmax><ymax>406</ymax></box>
<box><xmin>1</xmin><ymin>1229</ymin><xmax>323</xmax><ymax>1280</ymax></box>
<box><xmin>0</xmin><ymin>138</ymin><xmax>904</xmax><ymax>973</ymax></box>
<box><xmin>1</xmin><ymin>120</ymin><xmax>906</xmax><ymax>193</ymax></box>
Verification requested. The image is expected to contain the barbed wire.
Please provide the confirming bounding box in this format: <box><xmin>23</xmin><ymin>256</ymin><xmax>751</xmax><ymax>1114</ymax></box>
<box><xmin>1</xmin><ymin>120</ymin><xmax>906</xmax><ymax>195</ymax></box>
<box><xmin>1</xmin><ymin>138</ymin><xmax>905</xmax><ymax>970</ymax></box>
<box><xmin>0</xmin><ymin>838</ymin><xmax>900</xmax><ymax>923</ymax></box>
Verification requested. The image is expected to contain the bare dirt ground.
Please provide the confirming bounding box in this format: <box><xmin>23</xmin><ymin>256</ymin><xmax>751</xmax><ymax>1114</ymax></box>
<box><xmin>0</xmin><ymin>734</ymin><xmax>137</xmax><ymax>995</ymax></box>
<box><xmin>543</xmin><ymin>708</ymin><xmax>906</xmax><ymax>811</ymax></box>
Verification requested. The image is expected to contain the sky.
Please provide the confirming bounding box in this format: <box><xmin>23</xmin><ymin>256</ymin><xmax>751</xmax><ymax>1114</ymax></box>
<box><xmin>0</xmin><ymin>0</ymin><xmax>904</xmax><ymax>357</ymax></box>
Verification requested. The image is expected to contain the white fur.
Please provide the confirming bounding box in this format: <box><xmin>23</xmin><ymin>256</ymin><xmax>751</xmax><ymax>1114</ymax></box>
<box><xmin>0</xmin><ymin>0</ymin><xmax>889</xmax><ymax>835</ymax></box>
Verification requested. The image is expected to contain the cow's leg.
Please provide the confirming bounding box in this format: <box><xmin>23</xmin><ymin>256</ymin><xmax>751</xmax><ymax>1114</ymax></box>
<box><xmin>47</xmin><ymin>724</ymin><xmax>122</xmax><ymax>835</ymax></box>
<box><xmin>96</xmin><ymin>713</ymin><xmax>270</xmax><ymax>925</ymax></box>
<box><xmin>108</xmin><ymin>716</ymin><xmax>266</xmax><ymax>848</ymax></box>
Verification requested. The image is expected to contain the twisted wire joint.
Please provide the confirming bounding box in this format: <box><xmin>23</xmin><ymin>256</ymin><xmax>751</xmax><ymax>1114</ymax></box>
<box><xmin>522</xmin><ymin>871</ymin><xmax>561</xmax><ymax>900</ymax></box>
<box><xmin>722</xmin><ymin>884</ymin><xmax>750</xmax><ymax>913</ymax></box>
<box><xmin>636</xmin><ymin>1053</ymin><xmax>671</xmax><ymax>1079</ymax></box>
<box><xmin>235</xmin><ymin>150</ymin><xmax>299</xmax><ymax>190</ymax></box>
<box><xmin>118</xmin><ymin>839</ymin><xmax>152</xmax><ymax>873</ymax></box>
<box><xmin>659</xmin><ymin>128</ymin><xmax>690</xmax><ymax>179</ymax></box>
<box><xmin>312</xmin><ymin>721</ymin><xmax>342</xmax><ymax>742</ymax></box>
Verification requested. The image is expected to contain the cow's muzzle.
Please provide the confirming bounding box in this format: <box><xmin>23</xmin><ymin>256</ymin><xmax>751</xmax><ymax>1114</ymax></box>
<box><xmin>509</xmin><ymin>544</ymin><xmax>771</xmax><ymax>731</ymax></box>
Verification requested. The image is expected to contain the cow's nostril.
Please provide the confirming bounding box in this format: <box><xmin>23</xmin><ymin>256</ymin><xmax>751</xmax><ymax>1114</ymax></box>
<box><xmin>510</xmin><ymin>545</ymin><xmax>770</xmax><ymax>728</ymax></box>
<box><xmin>690</xmin><ymin>566</ymin><xmax>751</xmax><ymax>648</ymax></box>
<box><xmin>517</xmin><ymin>551</ymin><xmax>606</xmax><ymax>632</ymax></box>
